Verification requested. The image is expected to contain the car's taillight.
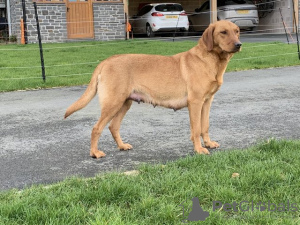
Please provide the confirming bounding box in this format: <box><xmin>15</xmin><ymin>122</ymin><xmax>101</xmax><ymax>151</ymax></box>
<box><xmin>151</xmin><ymin>12</ymin><xmax>164</xmax><ymax>16</ymax></box>
<box><xmin>179</xmin><ymin>12</ymin><xmax>187</xmax><ymax>16</ymax></box>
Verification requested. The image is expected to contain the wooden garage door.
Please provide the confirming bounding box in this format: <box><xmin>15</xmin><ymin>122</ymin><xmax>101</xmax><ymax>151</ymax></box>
<box><xmin>66</xmin><ymin>0</ymin><xmax>94</xmax><ymax>39</ymax></box>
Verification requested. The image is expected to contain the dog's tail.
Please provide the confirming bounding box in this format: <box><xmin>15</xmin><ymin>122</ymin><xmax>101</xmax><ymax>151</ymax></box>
<box><xmin>64</xmin><ymin>67</ymin><xmax>99</xmax><ymax>119</ymax></box>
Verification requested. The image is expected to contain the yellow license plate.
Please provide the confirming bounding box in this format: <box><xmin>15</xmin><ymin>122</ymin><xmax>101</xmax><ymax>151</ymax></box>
<box><xmin>237</xmin><ymin>10</ymin><xmax>249</xmax><ymax>14</ymax></box>
<box><xmin>166</xmin><ymin>15</ymin><xmax>178</xmax><ymax>19</ymax></box>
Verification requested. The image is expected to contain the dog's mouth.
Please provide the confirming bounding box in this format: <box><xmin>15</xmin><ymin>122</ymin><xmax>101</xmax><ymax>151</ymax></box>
<box><xmin>224</xmin><ymin>48</ymin><xmax>241</xmax><ymax>54</ymax></box>
<box><xmin>230</xmin><ymin>48</ymin><xmax>241</xmax><ymax>53</ymax></box>
<box><xmin>221</xmin><ymin>42</ymin><xmax>242</xmax><ymax>54</ymax></box>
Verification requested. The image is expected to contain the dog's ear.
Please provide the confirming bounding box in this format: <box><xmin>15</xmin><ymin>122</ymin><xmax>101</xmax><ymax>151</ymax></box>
<box><xmin>202</xmin><ymin>24</ymin><xmax>215</xmax><ymax>51</ymax></box>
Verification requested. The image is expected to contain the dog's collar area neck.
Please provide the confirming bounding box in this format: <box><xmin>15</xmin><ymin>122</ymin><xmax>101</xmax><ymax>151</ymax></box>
<box><xmin>210</xmin><ymin>47</ymin><xmax>232</xmax><ymax>60</ymax></box>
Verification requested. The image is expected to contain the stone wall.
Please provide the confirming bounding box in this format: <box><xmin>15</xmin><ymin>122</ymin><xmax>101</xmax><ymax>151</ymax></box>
<box><xmin>10</xmin><ymin>1</ymin><xmax>67</xmax><ymax>43</ymax></box>
<box><xmin>93</xmin><ymin>3</ymin><xmax>125</xmax><ymax>41</ymax></box>
<box><xmin>10</xmin><ymin>0</ymin><xmax>125</xmax><ymax>43</ymax></box>
<box><xmin>10</xmin><ymin>0</ymin><xmax>21</xmax><ymax>41</ymax></box>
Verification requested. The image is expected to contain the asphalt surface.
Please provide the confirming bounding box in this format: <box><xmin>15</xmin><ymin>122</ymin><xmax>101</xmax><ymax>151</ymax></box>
<box><xmin>1</xmin><ymin>65</ymin><xmax>300</xmax><ymax>191</ymax></box>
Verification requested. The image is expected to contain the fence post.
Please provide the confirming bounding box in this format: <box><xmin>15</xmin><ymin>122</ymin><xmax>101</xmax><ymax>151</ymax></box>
<box><xmin>21</xmin><ymin>0</ymin><xmax>28</xmax><ymax>44</ymax></box>
<box><xmin>292</xmin><ymin>0</ymin><xmax>300</xmax><ymax>60</ymax></box>
<box><xmin>20</xmin><ymin>19</ymin><xmax>25</xmax><ymax>44</ymax></box>
<box><xmin>33</xmin><ymin>2</ymin><xmax>46</xmax><ymax>82</ymax></box>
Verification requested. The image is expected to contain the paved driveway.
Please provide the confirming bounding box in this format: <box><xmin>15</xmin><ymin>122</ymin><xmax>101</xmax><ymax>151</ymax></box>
<box><xmin>0</xmin><ymin>66</ymin><xmax>299</xmax><ymax>191</ymax></box>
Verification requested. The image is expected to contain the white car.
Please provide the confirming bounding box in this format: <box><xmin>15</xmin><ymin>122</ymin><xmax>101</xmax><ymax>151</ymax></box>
<box><xmin>130</xmin><ymin>3</ymin><xmax>189</xmax><ymax>37</ymax></box>
<box><xmin>188</xmin><ymin>0</ymin><xmax>259</xmax><ymax>32</ymax></box>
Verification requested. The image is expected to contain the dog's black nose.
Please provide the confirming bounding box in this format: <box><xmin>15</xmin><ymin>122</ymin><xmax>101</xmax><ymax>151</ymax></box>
<box><xmin>235</xmin><ymin>42</ymin><xmax>242</xmax><ymax>48</ymax></box>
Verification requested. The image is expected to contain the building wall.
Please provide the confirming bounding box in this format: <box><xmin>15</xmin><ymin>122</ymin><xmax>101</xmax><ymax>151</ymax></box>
<box><xmin>10</xmin><ymin>0</ymin><xmax>21</xmax><ymax>41</ymax></box>
<box><xmin>10</xmin><ymin>0</ymin><xmax>125</xmax><ymax>43</ymax></box>
<box><xmin>93</xmin><ymin>3</ymin><xmax>125</xmax><ymax>41</ymax></box>
<box><xmin>10</xmin><ymin>1</ymin><xmax>67</xmax><ymax>43</ymax></box>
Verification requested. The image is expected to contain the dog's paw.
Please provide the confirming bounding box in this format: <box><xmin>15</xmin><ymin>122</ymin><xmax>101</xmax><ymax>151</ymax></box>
<box><xmin>204</xmin><ymin>141</ymin><xmax>220</xmax><ymax>149</ymax></box>
<box><xmin>90</xmin><ymin>150</ymin><xmax>106</xmax><ymax>159</ymax></box>
<box><xmin>119</xmin><ymin>143</ymin><xmax>133</xmax><ymax>151</ymax></box>
<box><xmin>194</xmin><ymin>146</ymin><xmax>210</xmax><ymax>155</ymax></box>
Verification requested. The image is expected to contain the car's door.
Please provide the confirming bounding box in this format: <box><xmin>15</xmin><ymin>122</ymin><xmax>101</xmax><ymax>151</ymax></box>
<box><xmin>133</xmin><ymin>5</ymin><xmax>153</xmax><ymax>34</ymax></box>
<box><xmin>189</xmin><ymin>1</ymin><xmax>210</xmax><ymax>31</ymax></box>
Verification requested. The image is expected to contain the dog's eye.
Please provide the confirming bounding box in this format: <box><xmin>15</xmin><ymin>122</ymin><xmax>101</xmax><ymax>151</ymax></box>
<box><xmin>221</xmin><ymin>31</ymin><xmax>227</xmax><ymax>35</ymax></box>
<box><xmin>235</xmin><ymin>30</ymin><xmax>239</xmax><ymax>34</ymax></box>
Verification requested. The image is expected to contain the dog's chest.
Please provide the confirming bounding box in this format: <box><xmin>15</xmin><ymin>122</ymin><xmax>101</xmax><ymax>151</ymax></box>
<box><xmin>205</xmin><ymin>82</ymin><xmax>221</xmax><ymax>100</ymax></box>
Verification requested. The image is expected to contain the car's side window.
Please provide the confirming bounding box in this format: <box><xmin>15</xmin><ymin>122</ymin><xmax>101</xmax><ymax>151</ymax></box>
<box><xmin>137</xmin><ymin>5</ymin><xmax>153</xmax><ymax>17</ymax></box>
<box><xmin>199</xmin><ymin>1</ymin><xmax>209</xmax><ymax>11</ymax></box>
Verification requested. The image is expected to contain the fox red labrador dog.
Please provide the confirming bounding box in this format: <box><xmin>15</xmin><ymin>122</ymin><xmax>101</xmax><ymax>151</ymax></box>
<box><xmin>65</xmin><ymin>20</ymin><xmax>242</xmax><ymax>158</ymax></box>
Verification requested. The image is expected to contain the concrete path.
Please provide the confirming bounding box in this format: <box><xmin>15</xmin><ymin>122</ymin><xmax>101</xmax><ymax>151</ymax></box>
<box><xmin>0</xmin><ymin>66</ymin><xmax>299</xmax><ymax>190</ymax></box>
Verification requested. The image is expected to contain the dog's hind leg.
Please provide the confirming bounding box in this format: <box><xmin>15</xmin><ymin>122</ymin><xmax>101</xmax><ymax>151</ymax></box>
<box><xmin>90</xmin><ymin>100</ymin><xmax>126</xmax><ymax>158</ymax></box>
<box><xmin>109</xmin><ymin>99</ymin><xmax>133</xmax><ymax>150</ymax></box>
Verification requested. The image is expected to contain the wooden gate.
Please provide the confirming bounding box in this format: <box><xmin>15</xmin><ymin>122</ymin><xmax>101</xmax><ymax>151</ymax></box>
<box><xmin>66</xmin><ymin>0</ymin><xmax>94</xmax><ymax>39</ymax></box>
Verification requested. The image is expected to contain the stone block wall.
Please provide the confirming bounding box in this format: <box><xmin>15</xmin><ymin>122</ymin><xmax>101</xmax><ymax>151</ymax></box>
<box><xmin>10</xmin><ymin>0</ymin><xmax>23</xmax><ymax>42</ymax></box>
<box><xmin>30</xmin><ymin>4</ymin><xmax>67</xmax><ymax>43</ymax></box>
<box><xmin>10</xmin><ymin>1</ymin><xmax>67</xmax><ymax>43</ymax></box>
<box><xmin>93</xmin><ymin>3</ymin><xmax>125</xmax><ymax>40</ymax></box>
<box><xmin>9</xmin><ymin>0</ymin><xmax>125</xmax><ymax>43</ymax></box>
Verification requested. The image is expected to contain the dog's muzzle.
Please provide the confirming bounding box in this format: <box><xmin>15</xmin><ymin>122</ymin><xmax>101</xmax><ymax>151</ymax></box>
<box><xmin>235</xmin><ymin>42</ymin><xmax>242</xmax><ymax>50</ymax></box>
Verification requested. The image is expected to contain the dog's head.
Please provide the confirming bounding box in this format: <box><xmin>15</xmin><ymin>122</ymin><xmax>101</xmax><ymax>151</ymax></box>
<box><xmin>202</xmin><ymin>20</ymin><xmax>242</xmax><ymax>54</ymax></box>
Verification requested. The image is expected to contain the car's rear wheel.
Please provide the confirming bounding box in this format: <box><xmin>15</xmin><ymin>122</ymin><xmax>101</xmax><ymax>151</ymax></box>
<box><xmin>146</xmin><ymin>24</ymin><xmax>154</xmax><ymax>37</ymax></box>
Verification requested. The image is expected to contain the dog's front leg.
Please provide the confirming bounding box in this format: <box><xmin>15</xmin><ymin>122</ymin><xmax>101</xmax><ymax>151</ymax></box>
<box><xmin>188</xmin><ymin>98</ymin><xmax>210</xmax><ymax>155</ymax></box>
<box><xmin>201</xmin><ymin>96</ymin><xmax>220</xmax><ymax>149</ymax></box>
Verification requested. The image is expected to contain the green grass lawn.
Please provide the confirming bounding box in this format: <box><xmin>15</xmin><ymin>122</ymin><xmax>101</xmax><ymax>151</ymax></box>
<box><xmin>0</xmin><ymin>40</ymin><xmax>300</xmax><ymax>92</ymax></box>
<box><xmin>1</xmin><ymin>139</ymin><xmax>300</xmax><ymax>224</ymax></box>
